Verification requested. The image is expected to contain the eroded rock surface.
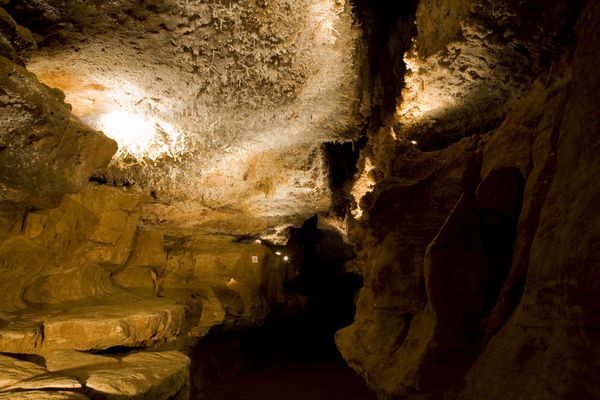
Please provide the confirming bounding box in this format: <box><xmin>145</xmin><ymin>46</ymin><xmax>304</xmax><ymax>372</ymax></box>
<box><xmin>0</xmin><ymin>351</ymin><xmax>190</xmax><ymax>400</ymax></box>
<box><xmin>0</xmin><ymin>11</ymin><xmax>116</xmax><ymax>209</ymax></box>
<box><xmin>2</xmin><ymin>0</ymin><xmax>366</xmax><ymax>235</ymax></box>
<box><xmin>1</xmin><ymin>0</ymin><xmax>599</xmax><ymax>399</ymax></box>
<box><xmin>398</xmin><ymin>0</ymin><xmax>584</xmax><ymax>150</ymax></box>
<box><xmin>0</xmin><ymin>183</ymin><xmax>289</xmax><ymax>356</ymax></box>
<box><xmin>337</xmin><ymin>1</ymin><xmax>599</xmax><ymax>399</ymax></box>
<box><xmin>0</xmin><ymin>391</ymin><xmax>90</xmax><ymax>400</ymax></box>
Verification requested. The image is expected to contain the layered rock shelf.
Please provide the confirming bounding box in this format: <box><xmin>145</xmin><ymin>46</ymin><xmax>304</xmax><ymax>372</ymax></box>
<box><xmin>0</xmin><ymin>351</ymin><xmax>190</xmax><ymax>399</ymax></box>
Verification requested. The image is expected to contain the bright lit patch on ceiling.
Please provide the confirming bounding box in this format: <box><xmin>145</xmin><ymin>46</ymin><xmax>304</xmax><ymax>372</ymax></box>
<box><xmin>97</xmin><ymin>111</ymin><xmax>184</xmax><ymax>160</ymax></box>
<box><xmin>31</xmin><ymin>70</ymin><xmax>185</xmax><ymax>161</ymax></box>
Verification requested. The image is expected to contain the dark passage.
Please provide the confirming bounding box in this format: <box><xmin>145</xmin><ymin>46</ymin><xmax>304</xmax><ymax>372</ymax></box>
<box><xmin>190</xmin><ymin>216</ymin><xmax>376</xmax><ymax>400</ymax></box>
<box><xmin>191</xmin><ymin>325</ymin><xmax>376</xmax><ymax>400</ymax></box>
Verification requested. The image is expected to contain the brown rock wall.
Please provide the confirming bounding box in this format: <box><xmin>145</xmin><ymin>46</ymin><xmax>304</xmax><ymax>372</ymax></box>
<box><xmin>338</xmin><ymin>2</ymin><xmax>599</xmax><ymax>399</ymax></box>
<box><xmin>0</xmin><ymin>55</ymin><xmax>116</xmax><ymax>208</ymax></box>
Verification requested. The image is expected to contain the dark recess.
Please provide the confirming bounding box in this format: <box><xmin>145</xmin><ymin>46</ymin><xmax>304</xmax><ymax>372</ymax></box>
<box><xmin>322</xmin><ymin>139</ymin><xmax>364</xmax><ymax>218</ymax></box>
<box><xmin>350</xmin><ymin>0</ymin><xmax>419</xmax><ymax>127</ymax></box>
<box><xmin>190</xmin><ymin>215</ymin><xmax>373</xmax><ymax>400</ymax></box>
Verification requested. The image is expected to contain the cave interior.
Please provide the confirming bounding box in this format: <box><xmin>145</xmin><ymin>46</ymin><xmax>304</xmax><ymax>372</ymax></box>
<box><xmin>0</xmin><ymin>0</ymin><xmax>599</xmax><ymax>399</ymax></box>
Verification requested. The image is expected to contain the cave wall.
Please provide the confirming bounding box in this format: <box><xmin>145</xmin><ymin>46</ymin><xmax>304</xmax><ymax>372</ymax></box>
<box><xmin>0</xmin><ymin>7</ymin><xmax>116</xmax><ymax>210</ymax></box>
<box><xmin>0</xmin><ymin>6</ymin><xmax>294</xmax><ymax>398</ymax></box>
<box><xmin>337</xmin><ymin>0</ymin><xmax>599</xmax><ymax>399</ymax></box>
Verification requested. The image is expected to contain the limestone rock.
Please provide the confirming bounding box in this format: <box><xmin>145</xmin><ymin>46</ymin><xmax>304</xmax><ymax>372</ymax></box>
<box><xmin>8</xmin><ymin>0</ymin><xmax>365</xmax><ymax>233</ymax></box>
<box><xmin>0</xmin><ymin>56</ymin><xmax>117</xmax><ymax>208</ymax></box>
<box><xmin>83</xmin><ymin>351</ymin><xmax>190</xmax><ymax>400</ymax></box>
<box><xmin>0</xmin><ymin>7</ymin><xmax>35</xmax><ymax>64</ymax></box>
<box><xmin>1</xmin><ymin>374</ymin><xmax>81</xmax><ymax>392</ymax></box>
<box><xmin>398</xmin><ymin>0</ymin><xmax>585</xmax><ymax>149</ymax></box>
<box><xmin>128</xmin><ymin>228</ymin><xmax>166</xmax><ymax>268</ymax></box>
<box><xmin>0</xmin><ymin>185</ymin><xmax>141</xmax><ymax>312</ymax></box>
<box><xmin>0</xmin><ymin>354</ymin><xmax>46</xmax><ymax>389</ymax></box>
<box><xmin>44</xmin><ymin>350</ymin><xmax>118</xmax><ymax>372</ymax></box>
<box><xmin>0</xmin><ymin>391</ymin><xmax>89</xmax><ymax>400</ymax></box>
<box><xmin>197</xmin><ymin>295</ymin><xmax>227</xmax><ymax>338</ymax></box>
<box><xmin>336</xmin><ymin>137</ymin><xmax>481</xmax><ymax>396</ymax></box>
<box><xmin>0</xmin><ymin>351</ymin><xmax>189</xmax><ymax>400</ymax></box>
<box><xmin>0</xmin><ymin>320</ymin><xmax>42</xmax><ymax>354</ymax></box>
<box><xmin>338</xmin><ymin>1</ymin><xmax>599</xmax><ymax>399</ymax></box>
<box><xmin>43</xmin><ymin>301</ymin><xmax>185</xmax><ymax>352</ymax></box>
<box><xmin>459</xmin><ymin>2</ymin><xmax>600</xmax><ymax>398</ymax></box>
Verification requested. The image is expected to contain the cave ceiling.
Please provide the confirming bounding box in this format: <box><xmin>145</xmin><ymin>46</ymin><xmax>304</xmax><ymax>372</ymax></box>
<box><xmin>4</xmin><ymin>0</ymin><xmax>364</xmax><ymax>240</ymax></box>
<box><xmin>2</xmin><ymin>0</ymin><xmax>576</xmax><ymax>240</ymax></box>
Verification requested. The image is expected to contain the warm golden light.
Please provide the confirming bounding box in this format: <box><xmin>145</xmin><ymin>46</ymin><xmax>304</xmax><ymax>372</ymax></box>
<box><xmin>396</xmin><ymin>53</ymin><xmax>458</xmax><ymax>129</ymax></box>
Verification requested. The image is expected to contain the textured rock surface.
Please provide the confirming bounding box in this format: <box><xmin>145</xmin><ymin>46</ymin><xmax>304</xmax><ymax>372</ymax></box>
<box><xmin>83</xmin><ymin>351</ymin><xmax>190</xmax><ymax>400</ymax></box>
<box><xmin>3</xmin><ymin>0</ymin><xmax>365</xmax><ymax>234</ymax></box>
<box><xmin>460</xmin><ymin>2</ymin><xmax>600</xmax><ymax>398</ymax></box>
<box><xmin>397</xmin><ymin>0</ymin><xmax>584</xmax><ymax>149</ymax></box>
<box><xmin>42</xmin><ymin>301</ymin><xmax>185</xmax><ymax>352</ymax></box>
<box><xmin>337</xmin><ymin>0</ymin><xmax>599</xmax><ymax>399</ymax></box>
<box><xmin>1</xmin><ymin>374</ymin><xmax>81</xmax><ymax>392</ymax></box>
<box><xmin>1</xmin><ymin>0</ymin><xmax>599</xmax><ymax>399</ymax></box>
<box><xmin>0</xmin><ymin>354</ymin><xmax>46</xmax><ymax>389</ymax></box>
<box><xmin>0</xmin><ymin>351</ymin><xmax>189</xmax><ymax>400</ymax></box>
<box><xmin>0</xmin><ymin>50</ymin><xmax>116</xmax><ymax>208</ymax></box>
<box><xmin>0</xmin><ymin>183</ymin><xmax>288</xmax><ymax>354</ymax></box>
<box><xmin>0</xmin><ymin>391</ymin><xmax>89</xmax><ymax>400</ymax></box>
<box><xmin>0</xmin><ymin>6</ymin><xmax>34</xmax><ymax>64</ymax></box>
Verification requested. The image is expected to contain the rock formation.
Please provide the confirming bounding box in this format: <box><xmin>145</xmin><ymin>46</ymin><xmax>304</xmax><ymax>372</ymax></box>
<box><xmin>336</xmin><ymin>0</ymin><xmax>599</xmax><ymax>399</ymax></box>
<box><xmin>0</xmin><ymin>0</ymin><xmax>598</xmax><ymax>399</ymax></box>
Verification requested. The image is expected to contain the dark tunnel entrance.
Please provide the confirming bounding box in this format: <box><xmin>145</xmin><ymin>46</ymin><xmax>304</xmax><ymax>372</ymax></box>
<box><xmin>189</xmin><ymin>216</ymin><xmax>376</xmax><ymax>400</ymax></box>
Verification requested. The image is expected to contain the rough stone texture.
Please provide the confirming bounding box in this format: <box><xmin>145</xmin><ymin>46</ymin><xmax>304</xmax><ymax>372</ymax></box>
<box><xmin>0</xmin><ymin>351</ymin><xmax>189</xmax><ymax>400</ymax></box>
<box><xmin>42</xmin><ymin>301</ymin><xmax>185</xmax><ymax>352</ymax></box>
<box><xmin>338</xmin><ymin>1</ymin><xmax>599</xmax><ymax>399</ymax></box>
<box><xmin>0</xmin><ymin>353</ymin><xmax>46</xmax><ymax>389</ymax></box>
<box><xmin>397</xmin><ymin>0</ymin><xmax>584</xmax><ymax>150</ymax></box>
<box><xmin>0</xmin><ymin>182</ymin><xmax>288</xmax><ymax>354</ymax></box>
<box><xmin>0</xmin><ymin>47</ymin><xmax>117</xmax><ymax>208</ymax></box>
<box><xmin>1</xmin><ymin>0</ymin><xmax>598</xmax><ymax>399</ymax></box>
<box><xmin>0</xmin><ymin>6</ymin><xmax>34</xmax><ymax>64</ymax></box>
<box><xmin>0</xmin><ymin>320</ymin><xmax>42</xmax><ymax>354</ymax></box>
<box><xmin>4</xmin><ymin>0</ymin><xmax>366</xmax><ymax>234</ymax></box>
<box><xmin>0</xmin><ymin>391</ymin><xmax>89</xmax><ymax>400</ymax></box>
<box><xmin>83</xmin><ymin>351</ymin><xmax>190</xmax><ymax>400</ymax></box>
<box><xmin>459</xmin><ymin>2</ymin><xmax>600</xmax><ymax>398</ymax></box>
<box><xmin>44</xmin><ymin>350</ymin><xmax>118</xmax><ymax>372</ymax></box>
<box><xmin>1</xmin><ymin>374</ymin><xmax>81</xmax><ymax>392</ymax></box>
<box><xmin>337</xmin><ymin>136</ymin><xmax>481</xmax><ymax>397</ymax></box>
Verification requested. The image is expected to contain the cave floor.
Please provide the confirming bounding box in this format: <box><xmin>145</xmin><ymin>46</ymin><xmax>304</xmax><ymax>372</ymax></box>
<box><xmin>202</xmin><ymin>352</ymin><xmax>376</xmax><ymax>400</ymax></box>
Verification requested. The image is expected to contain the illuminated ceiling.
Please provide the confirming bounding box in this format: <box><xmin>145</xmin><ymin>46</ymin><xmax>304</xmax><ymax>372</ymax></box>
<box><xmin>19</xmin><ymin>0</ymin><xmax>365</xmax><ymax>238</ymax></box>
